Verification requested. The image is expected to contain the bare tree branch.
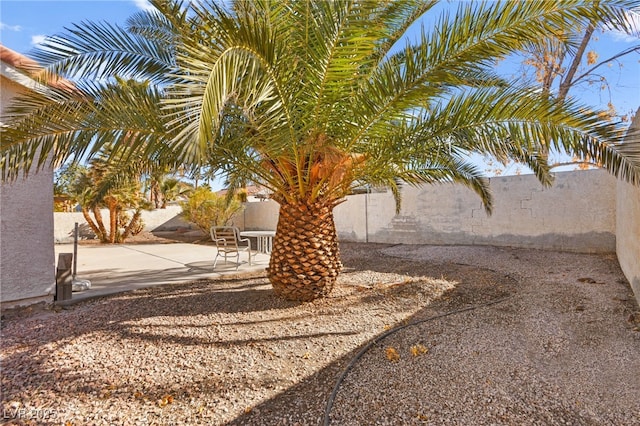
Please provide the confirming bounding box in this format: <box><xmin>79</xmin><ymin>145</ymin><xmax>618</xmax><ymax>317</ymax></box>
<box><xmin>571</xmin><ymin>44</ymin><xmax>640</xmax><ymax>87</ymax></box>
<box><xmin>558</xmin><ymin>23</ymin><xmax>596</xmax><ymax>101</ymax></box>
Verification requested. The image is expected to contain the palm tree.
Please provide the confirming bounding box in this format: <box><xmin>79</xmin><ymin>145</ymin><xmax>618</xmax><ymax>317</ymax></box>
<box><xmin>67</xmin><ymin>149</ymin><xmax>152</xmax><ymax>243</ymax></box>
<box><xmin>2</xmin><ymin>0</ymin><xmax>639</xmax><ymax>301</ymax></box>
<box><xmin>145</xmin><ymin>168</ymin><xmax>189</xmax><ymax>209</ymax></box>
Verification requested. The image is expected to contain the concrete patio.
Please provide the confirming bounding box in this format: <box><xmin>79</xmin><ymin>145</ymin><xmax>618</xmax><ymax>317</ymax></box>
<box><xmin>54</xmin><ymin>242</ymin><xmax>270</xmax><ymax>303</ymax></box>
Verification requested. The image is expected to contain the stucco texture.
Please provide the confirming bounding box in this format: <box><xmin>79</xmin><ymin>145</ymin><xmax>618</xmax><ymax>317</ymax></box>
<box><xmin>616</xmin><ymin>109</ymin><xmax>640</xmax><ymax>305</ymax></box>
<box><xmin>1</xmin><ymin>74</ymin><xmax>55</xmax><ymax>306</ymax></box>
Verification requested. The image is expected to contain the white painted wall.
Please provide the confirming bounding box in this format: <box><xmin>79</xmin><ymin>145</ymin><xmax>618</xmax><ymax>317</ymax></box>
<box><xmin>1</xmin><ymin>77</ymin><xmax>55</xmax><ymax>308</ymax></box>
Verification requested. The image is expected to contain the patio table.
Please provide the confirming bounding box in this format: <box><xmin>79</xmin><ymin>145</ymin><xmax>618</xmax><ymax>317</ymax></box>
<box><xmin>240</xmin><ymin>230</ymin><xmax>276</xmax><ymax>254</ymax></box>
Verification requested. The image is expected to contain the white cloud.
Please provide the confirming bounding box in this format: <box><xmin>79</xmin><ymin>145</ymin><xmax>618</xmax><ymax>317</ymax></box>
<box><xmin>31</xmin><ymin>35</ymin><xmax>46</xmax><ymax>46</ymax></box>
<box><xmin>132</xmin><ymin>0</ymin><xmax>156</xmax><ymax>12</ymax></box>
<box><xmin>606</xmin><ymin>9</ymin><xmax>640</xmax><ymax>42</ymax></box>
<box><xmin>0</xmin><ymin>22</ymin><xmax>22</xmax><ymax>32</ymax></box>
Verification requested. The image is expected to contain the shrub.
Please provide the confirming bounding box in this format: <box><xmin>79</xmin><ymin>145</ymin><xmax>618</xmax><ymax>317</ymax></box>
<box><xmin>180</xmin><ymin>187</ymin><xmax>244</xmax><ymax>234</ymax></box>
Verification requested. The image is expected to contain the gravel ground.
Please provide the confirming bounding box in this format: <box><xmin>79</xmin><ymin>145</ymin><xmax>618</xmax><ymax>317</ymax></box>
<box><xmin>1</xmin><ymin>242</ymin><xmax>639</xmax><ymax>426</ymax></box>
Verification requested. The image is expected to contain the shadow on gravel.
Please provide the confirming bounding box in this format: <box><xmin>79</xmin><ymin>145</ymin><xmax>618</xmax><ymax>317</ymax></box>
<box><xmin>229</xmin><ymin>243</ymin><xmax>640</xmax><ymax>425</ymax></box>
<box><xmin>226</xmin><ymin>244</ymin><xmax>524</xmax><ymax>425</ymax></box>
<box><xmin>2</xmin><ymin>243</ymin><xmax>638</xmax><ymax>425</ymax></box>
<box><xmin>1</xmin><ymin>244</ymin><xmax>511</xmax><ymax>424</ymax></box>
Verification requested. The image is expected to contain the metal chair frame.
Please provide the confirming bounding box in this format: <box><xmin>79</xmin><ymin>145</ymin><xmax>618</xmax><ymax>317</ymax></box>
<box><xmin>210</xmin><ymin>226</ymin><xmax>252</xmax><ymax>270</ymax></box>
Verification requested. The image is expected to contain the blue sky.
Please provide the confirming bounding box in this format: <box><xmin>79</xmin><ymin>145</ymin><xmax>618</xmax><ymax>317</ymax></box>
<box><xmin>1</xmin><ymin>1</ymin><xmax>151</xmax><ymax>51</ymax></box>
<box><xmin>2</xmin><ymin>0</ymin><xmax>637</xmax><ymax>115</ymax></box>
<box><xmin>1</xmin><ymin>0</ymin><xmax>639</xmax><ymax>179</ymax></box>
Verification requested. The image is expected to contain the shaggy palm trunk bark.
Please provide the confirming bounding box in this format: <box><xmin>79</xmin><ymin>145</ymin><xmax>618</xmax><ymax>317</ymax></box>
<box><xmin>268</xmin><ymin>200</ymin><xmax>342</xmax><ymax>301</ymax></box>
<box><xmin>150</xmin><ymin>182</ymin><xmax>161</xmax><ymax>209</ymax></box>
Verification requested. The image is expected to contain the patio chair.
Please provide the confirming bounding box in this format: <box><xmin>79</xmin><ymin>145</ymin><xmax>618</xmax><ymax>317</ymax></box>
<box><xmin>210</xmin><ymin>226</ymin><xmax>252</xmax><ymax>270</ymax></box>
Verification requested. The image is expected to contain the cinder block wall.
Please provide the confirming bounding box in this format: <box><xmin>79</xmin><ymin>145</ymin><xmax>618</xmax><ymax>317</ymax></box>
<box><xmin>233</xmin><ymin>200</ymin><xmax>279</xmax><ymax>231</ymax></box>
<box><xmin>365</xmin><ymin>170</ymin><xmax>617</xmax><ymax>253</ymax></box>
<box><xmin>242</xmin><ymin>169</ymin><xmax>617</xmax><ymax>253</ymax></box>
<box><xmin>241</xmin><ymin>168</ymin><xmax>638</xmax><ymax>304</ymax></box>
<box><xmin>52</xmin><ymin>168</ymin><xmax>638</xmax><ymax>305</ymax></box>
<box><xmin>55</xmin><ymin>171</ymin><xmax>618</xmax><ymax>254</ymax></box>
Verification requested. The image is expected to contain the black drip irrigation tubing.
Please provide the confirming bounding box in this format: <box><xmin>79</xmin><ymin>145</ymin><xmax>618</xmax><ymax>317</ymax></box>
<box><xmin>323</xmin><ymin>295</ymin><xmax>513</xmax><ymax>426</ymax></box>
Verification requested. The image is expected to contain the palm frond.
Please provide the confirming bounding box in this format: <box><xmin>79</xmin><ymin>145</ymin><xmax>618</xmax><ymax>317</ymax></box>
<box><xmin>3</xmin><ymin>0</ymin><xmax>639</xmax><ymax>208</ymax></box>
<box><xmin>1</xmin><ymin>77</ymin><xmax>172</xmax><ymax>180</ymax></box>
<box><xmin>30</xmin><ymin>20</ymin><xmax>177</xmax><ymax>84</ymax></box>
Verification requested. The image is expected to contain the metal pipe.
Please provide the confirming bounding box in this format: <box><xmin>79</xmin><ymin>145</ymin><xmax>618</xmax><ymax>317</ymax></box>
<box><xmin>365</xmin><ymin>186</ymin><xmax>369</xmax><ymax>243</ymax></box>
<box><xmin>73</xmin><ymin>222</ymin><xmax>78</xmax><ymax>279</ymax></box>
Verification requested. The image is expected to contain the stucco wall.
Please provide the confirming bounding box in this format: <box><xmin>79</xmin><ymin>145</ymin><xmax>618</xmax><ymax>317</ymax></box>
<box><xmin>53</xmin><ymin>205</ymin><xmax>193</xmax><ymax>242</ymax></box>
<box><xmin>1</xmin><ymin>78</ymin><xmax>55</xmax><ymax>308</ymax></box>
<box><xmin>616</xmin><ymin>110</ymin><xmax>640</xmax><ymax>306</ymax></box>
<box><xmin>366</xmin><ymin>170</ymin><xmax>617</xmax><ymax>252</ymax></box>
<box><xmin>240</xmin><ymin>170</ymin><xmax>617</xmax><ymax>253</ymax></box>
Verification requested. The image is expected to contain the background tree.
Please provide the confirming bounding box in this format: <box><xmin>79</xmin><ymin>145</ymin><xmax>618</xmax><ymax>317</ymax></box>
<box><xmin>486</xmin><ymin>8</ymin><xmax>640</xmax><ymax>173</ymax></box>
<box><xmin>65</xmin><ymin>151</ymin><xmax>152</xmax><ymax>243</ymax></box>
<box><xmin>145</xmin><ymin>169</ymin><xmax>192</xmax><ymax>208</ymax></box>
<box><xmin>2</xmin><ymin>0</ymin><xmax>640</xmax><ymax>301</ymax></box>
<box><xmin>180</xmin><ymin>187</ymin><xmax>244</xmax><ymax>235</ymax></box>
<box><xmin>522</xmin><ymin>18</ymin><xmax>639</xmax><ymax>111</ymax></box>
<box><xmin>53</xmin><ymin>163</ymin><xmax>83</xmax><ymax>211</ymax></box>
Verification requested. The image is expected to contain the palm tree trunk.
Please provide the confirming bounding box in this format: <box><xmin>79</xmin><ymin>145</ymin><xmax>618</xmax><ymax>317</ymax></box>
<box><xmin>91</xmin><ymin>206</ymin><xmax>108</xmax><ymax>242</ymax></box>
<box><xmin>81</xmin><ymin>207</ymin><xmax>102</xmax><ymax>240</ymax></box>
<box><xmin>121</xmin><ymin>209</ymin><xmax>142</xmax><ymax>241</ymax></box>
<box><xmin>108</xmin><ymin>200</ymin><xmax>118</xmax><ymax>243</ymax></box>
<box><xmin>151</xmin><ymin>181</ymin><xmax>161</xmax><ymax>209</ymax></box>
<box><xmin>268</xmin><ymin>199</ymin><xmax>342</xmax><ymax>301</ymax></box>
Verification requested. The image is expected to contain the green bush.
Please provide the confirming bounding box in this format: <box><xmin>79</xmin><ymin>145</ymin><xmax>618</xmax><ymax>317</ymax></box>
<box><xmin>180</xmin><ymin>187</ymin><xmax>244</xmax><ymax>235</ymax></box>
